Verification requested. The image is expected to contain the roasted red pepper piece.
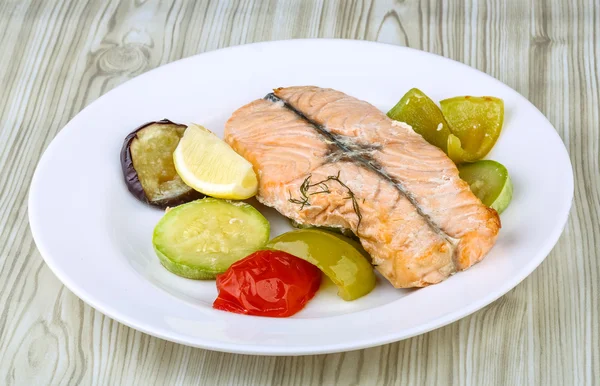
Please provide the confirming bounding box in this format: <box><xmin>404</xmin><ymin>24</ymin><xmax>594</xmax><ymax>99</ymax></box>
<box><xmin>213</xmin><ymin>250</ymin><xmax>321</xmax><ymax>317</ymax></box>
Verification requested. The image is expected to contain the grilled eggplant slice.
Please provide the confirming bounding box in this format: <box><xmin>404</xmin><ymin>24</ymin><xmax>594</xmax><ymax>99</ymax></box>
<box><xmin>120</xmin><ymin>119</ymin><xmax>203</xmax><ymax>208</ymax></box>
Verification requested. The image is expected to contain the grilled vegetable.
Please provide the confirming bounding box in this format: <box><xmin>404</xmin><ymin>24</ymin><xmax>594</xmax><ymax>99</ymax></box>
<box><xmin>152</xmin><ymin>198</ymin><xmax>270</xmax><ymax>279</ymax></box>
<box><xmin>213</xmin><ymin>250</ymin><xmax>321</xmax><ymax>317</ymax></box>
<box><xmin>458</xmin><ymin>160</ymin><xmax>513</xmax><ymax>214</ymax></box>
<box><xmin>441</xmin><ymin>96</ymin><xmax>504</xmax><ymax>164</ymax></box>
<box><xmin>387</xmin><ymin>90</ymin><xmax>504</xmax><ymax>164</ymax></box>
<box><xmin>120</xmin><ymin>120</ymin><xmax>202</xmax><ymax>208</ymax></box>
<box><xmin>387</xmin><ymin>88</ymin><xmax>452</xmax><ymax>152</ymax></box>
<box><xmin>267</xmin><ymin>229</ymin><xmax>376</xmax><ymax>300</ymax></box>
<box><xmin>289</xmin><ymin>219</ymin><xmax>359</xmax><ymax>241</ymax></box>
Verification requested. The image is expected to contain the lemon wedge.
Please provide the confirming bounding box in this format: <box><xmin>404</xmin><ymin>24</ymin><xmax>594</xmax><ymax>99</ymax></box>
<box><xmin>173</xmin><ymin>124</ymin><xmax>257</xmax><ymax>199</ymax></box>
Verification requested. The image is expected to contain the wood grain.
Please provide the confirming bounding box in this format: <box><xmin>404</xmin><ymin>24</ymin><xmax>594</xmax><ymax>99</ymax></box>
<box><xmin>0</xmin><ymin>0</ymin><xmax>598</xmax><ymax>384</ymax></box>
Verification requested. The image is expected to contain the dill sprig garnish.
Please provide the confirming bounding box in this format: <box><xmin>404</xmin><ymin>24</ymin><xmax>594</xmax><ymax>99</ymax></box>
<box><xmin>288</xmin><ymin>171</ymin><xmax>363</xmax><ymax>231</ymax></box>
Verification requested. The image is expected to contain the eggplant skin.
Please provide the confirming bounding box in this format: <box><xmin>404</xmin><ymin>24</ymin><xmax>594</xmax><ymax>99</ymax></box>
<box><xmin>120</xmin><ymin>119</ymin><xmax>203</xmax><ymax>208</ymax></box>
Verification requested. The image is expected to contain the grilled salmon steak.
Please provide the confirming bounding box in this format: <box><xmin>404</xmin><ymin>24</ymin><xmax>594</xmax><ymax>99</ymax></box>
<box><xmin>225</xmin><ymin>86</ymin><xmax>500</xmax><ymax>288</ymax></box>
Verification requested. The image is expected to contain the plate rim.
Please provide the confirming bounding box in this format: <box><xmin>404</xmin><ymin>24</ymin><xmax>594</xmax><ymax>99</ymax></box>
<box><xmin>28</xmin><ymin>38</ymin><xmax>574</xmax><ymax>355</ymax></box>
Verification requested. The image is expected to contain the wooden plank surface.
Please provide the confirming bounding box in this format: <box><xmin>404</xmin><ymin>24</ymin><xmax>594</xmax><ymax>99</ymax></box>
<box><xmin>0</xmin><ymin>0</ymin><xmax>598</xmax><ymax>384</ymax></box>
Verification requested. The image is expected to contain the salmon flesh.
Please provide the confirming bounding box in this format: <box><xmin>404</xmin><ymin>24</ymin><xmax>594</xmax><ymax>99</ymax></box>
<box><xmin>225</xmin><ymin>86</ymin><xmax>500</xmax><ymax>288</ymax></box>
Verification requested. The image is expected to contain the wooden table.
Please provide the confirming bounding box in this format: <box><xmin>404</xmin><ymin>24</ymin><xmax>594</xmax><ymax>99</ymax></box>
<box><xmin>1</xmin><ymin>0</ymin><xmax>597</xmax><ymax>384</ymax></box>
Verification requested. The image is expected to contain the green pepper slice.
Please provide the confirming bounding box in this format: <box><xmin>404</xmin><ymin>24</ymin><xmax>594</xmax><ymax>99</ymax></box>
<box><xmin>266</xmin><ymin>229</ymin><xmax>375</xmax><ymax>301</ymax></box>
<box><xmin>387</xmin><ymin>90</ymin><xmax>504</xmax><ymax>164</ymax></box>
<box><xmin>387</xmin><ymin>88</ymin><xmax>452</xmax><ymax>152</ymax></box>
<box><xmin>289</xmin><ymin>218</ymin><xmax>359</xmax><ymax>241</ymax></box>
<box><xmin>441</xmin><ymin>96</ymin><xmax>504</xmax><ymax>164</ymax></box>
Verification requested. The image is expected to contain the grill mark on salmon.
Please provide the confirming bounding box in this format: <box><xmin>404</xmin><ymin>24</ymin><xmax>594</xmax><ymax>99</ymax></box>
<box><xmin>265</xmin><ymin>92</ymin><xmax>455</xmax><ymax>245</ymax></box>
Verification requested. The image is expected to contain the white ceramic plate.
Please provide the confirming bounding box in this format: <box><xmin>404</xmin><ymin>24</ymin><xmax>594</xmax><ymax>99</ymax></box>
<box><xmin>29</xmin><ymin>39</ymin><xmax>573</xmax><ymax>355</ymax></box>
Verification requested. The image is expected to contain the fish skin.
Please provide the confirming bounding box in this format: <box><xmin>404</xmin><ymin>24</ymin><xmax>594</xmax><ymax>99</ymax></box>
<box><xmin>224</xmin><ymin>87</ymin><xmax>500</xmax><ymax>288</ymax></box>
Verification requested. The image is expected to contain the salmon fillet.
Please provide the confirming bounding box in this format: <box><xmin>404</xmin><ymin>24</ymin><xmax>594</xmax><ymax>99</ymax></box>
<box><xmin>225</xmin><ymin>87</ymin><xmax>500</xmax><ymax>288</ymax></box>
